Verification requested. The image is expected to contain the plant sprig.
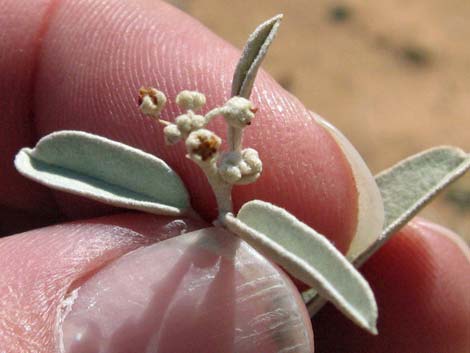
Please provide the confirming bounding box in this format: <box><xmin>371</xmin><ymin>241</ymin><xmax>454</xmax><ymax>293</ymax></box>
<box><xmin>14</xmin><ymin>14</ymin><xmax>470</xmax><ymax>336</ymax></box>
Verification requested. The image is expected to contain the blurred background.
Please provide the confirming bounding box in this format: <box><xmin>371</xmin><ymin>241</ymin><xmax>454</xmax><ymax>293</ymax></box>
<box><xmin>168</xmin><ymin>0</ymin><xmax>470</xmax><ymax>241</ymax></box>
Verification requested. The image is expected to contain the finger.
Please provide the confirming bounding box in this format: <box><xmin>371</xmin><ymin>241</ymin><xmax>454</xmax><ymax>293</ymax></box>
<box><xmin>312</xmin><ymin>218</ymin><xmax>470</xmax><ymax>353</ymax></box>
<box><xmin>0</xmin><ymin>0</ymin><xmax>60</xmax><ymax>222</ymax></box>
<box><xmin>0</xmin><ymin>214</ymin><xmax>314</xmax><ymax>353</ymax></box>
<box><xmin>1</xmin><ymin>0</ymin><xmax>358</xmax><ymax>251</ymax></box>
<box><xmin>0</xmin><ymin>213</ymin><xmax>204</xmax><ymax>351</ymax></box>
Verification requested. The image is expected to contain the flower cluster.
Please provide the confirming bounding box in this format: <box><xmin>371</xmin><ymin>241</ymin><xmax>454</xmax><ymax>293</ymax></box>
<box><xmin>138</xmin><ymin>87</ymin><xmax>262</xmax><ymax>192</ymax></box>
<box><xmin>161</xmin><ymin>91</ymin><xmax>208</xmax><ymax>145</ymax></box>
<box><xmin>219</xmin><ymin>149</ymin><xmax>262</xmax><ymax>184</ymax></box>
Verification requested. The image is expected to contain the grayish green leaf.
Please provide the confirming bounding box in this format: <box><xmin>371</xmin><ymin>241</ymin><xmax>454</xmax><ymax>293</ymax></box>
<box><xmin>225</xmin><ymin>200</ymin><xmax>378</xmax><ymax>334</ymax></box>
<box><xmin>15</xmin><ymin>131</ymin><xmax>191</xmax><ymax>216</ymax></box>
<box><xmin>304</xmin><ymin>146</ymin><xmax>470</xmax><ymax>316</ymax></box>
<box><xmin>366</xmin><ymin>146</ymin><xmax>470</xmax><ymax>262</ymax></box>
<box><xmin>231</xmin><ymin>14</ymin><xmax>283</xmax><ymax>98</ymax></box>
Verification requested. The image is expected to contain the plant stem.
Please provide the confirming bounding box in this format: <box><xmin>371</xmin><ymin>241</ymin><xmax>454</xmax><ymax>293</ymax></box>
<box><xmin>198</xmin><ymin>160</ymin><xmax>233</xmax><ymax>223</ymax></box>
<box><xmin>202</xmin><ymin>107</ymin><xmax>240</xmax><ymax>220</ymax></box>
<box><xmin>228</xmin><ymin>126</ymin><xmax>243</xmax><ymax>152</ymax></box>
<box><xmin>203</xmin><ymin>107</ymin><xmax>223</xmax><ymax>125</ymax></box>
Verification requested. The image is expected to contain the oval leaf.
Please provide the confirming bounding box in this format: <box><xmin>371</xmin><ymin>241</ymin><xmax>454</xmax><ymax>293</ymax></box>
<box><xmin>224</xmin><ymin>200</ymin><xmax>378</xmax><ymax>334</ymax></box>
<box><xmin>231</xmin><ymin>14</ymin><xmax>283</xmax><ymax>98</ymax></box>
<box><xmin>368</xmin><ymin>146</ymin><xmax>470</xmax><ymax>262</ymax></box>
<box><xmin>304</xmin><ymin>146</ymin><xmax>470</xmax><ymax>316</ymax></box>
<box><xmin>15</xmin><ymin>131</ymin><xmax>190</xmax><ymax>216</ymax></box>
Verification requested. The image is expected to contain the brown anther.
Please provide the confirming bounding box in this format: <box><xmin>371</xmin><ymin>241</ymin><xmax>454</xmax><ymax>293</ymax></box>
<box><xmin>192</xmin><ymin>135</ymin><xmax>219</xmax><ymax>161</ymax></box>
<box><xmin>138</xmin><ymin>87</ymin><xmax>159</xmax><ymax>106</ymax></box>
<box><xmin>250</xmin><ymin>106</ymin><xmax>258</xmax><ymax>114</ymax></box>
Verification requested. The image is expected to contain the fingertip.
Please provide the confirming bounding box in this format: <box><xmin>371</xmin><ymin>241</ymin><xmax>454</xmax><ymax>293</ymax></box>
<box><xmin>412</xmin><ymin>217</ymin><xmax>470</xmax><ymax>264</ymax></box>
<box><xmin>0</xmin><ymin>212</ymin><xmax>206</xmax><ymax>351</ymax></box>
<box><xmin>0</xmin><ymin>0</ymin><xmax>59</xmax><ymax>214</ymax></box>
<box><xmin>62</xmin><ymin>227</ymin><xmax>314</xmax><ymax>353</ymax></box>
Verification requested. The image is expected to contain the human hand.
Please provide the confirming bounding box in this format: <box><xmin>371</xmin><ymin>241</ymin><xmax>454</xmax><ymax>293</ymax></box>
<box><xmin>1</xmin><ymin>1</ymin><xmax>469</xmax><ymax>352</ymax></box>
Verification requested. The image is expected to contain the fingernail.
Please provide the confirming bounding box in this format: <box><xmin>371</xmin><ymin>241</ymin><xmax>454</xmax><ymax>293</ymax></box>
<box><xmin>61</xmin><ymin>227</ymin><xmax>313</xmax><ymax>353</ymax></box>
<box><xmin>313</xmin><ymin>112</ymin><xmax>384</xmax><ymax>258</ymax></box>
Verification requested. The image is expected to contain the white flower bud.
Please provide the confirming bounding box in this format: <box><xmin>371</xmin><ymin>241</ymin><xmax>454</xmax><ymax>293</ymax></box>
<box><xmin>175</xmin><ymin>114</ymin><xmax>193</xmax><ymax>134</ymax></box>
<box><xmin>218</xmin><ymin>152</ymin><xmax>243</xmax><ymax>184</ymax></box>
<box><xmin>218</xmin><ymin>148</ymin><xmax>262</xmax><ymax>185</ymax></box>
<box><xmin>175</xmin><ymin>112</ymin><xmax>207</xmax><ymax>136</ymax></box>
<box><xmin>138</xmin><ymin>87</ymin><xmax>167</xmax><ymax>117</ymax></box>
<box><xmin>191</xmin><ymin>114</ymin><xmax>206</xmax><ymax>130</ymax></box>
<box><xmin>241</xmin><ymin>148</ymin><xmax>262</xmax><ymax>174</ymax></box>
<box><xmin>176</xmin><ymin>90</ymin><xmax>206</xmax><ymax>111</ymax></box>
<box><xmin>163</xmin><ymin>124</ymin><xmax>181</xmax><ymax>145</ymax></box>
<box><xmin>186</xmin><ymin>129</ymin><xmax>221</xmax><ymax>162</ymax></box>
<box><xmin>219</xmin><ymin>164</ymin><xmax>243</xmax><ymax>184</ymax></box>
<box><xmin>221</xmin><ymin>96</ymin><xmax>257</xmax><ymax>128</ymax></box>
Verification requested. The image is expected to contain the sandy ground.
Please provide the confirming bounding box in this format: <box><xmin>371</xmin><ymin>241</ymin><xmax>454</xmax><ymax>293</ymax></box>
<box><xmin>168</xmin><ymin>0</ymin><xmax>470</xmax><ymax>242</ymax></box>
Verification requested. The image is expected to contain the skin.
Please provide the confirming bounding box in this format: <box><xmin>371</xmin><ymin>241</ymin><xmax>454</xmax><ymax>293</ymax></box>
<box><xmin>0</xmin><ymin>0</ymin><xmax>469</xmax><ymax>352</ymax></box>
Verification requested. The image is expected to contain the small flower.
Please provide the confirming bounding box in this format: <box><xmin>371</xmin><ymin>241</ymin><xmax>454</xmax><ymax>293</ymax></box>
<box><xmin>176</xmin><ymin>112</ymin><xmax>206</xmax><ymax>135</ymax></box>
<box><xmin>176</xmin><ymin>91</ymin><xmax>206</xmax><ymax>111</ymax></box>
<box><xmin>175</xmin><ymin>114</ymin><xmax>193</xmax><ymax>134</ymax></box>
<box><xmin>221</xmin><ymin>96</ymin><xmax>258</xmax><ymax>128</ymax></box>
<box><xmin>138</xmin><ymin>87</ymin><xmax>167</xmax><ymax>117</ymax></box>
<box><xmin>186</xmin><ymin>129</ymin><xmax>221</xmax><ymax>162</ymax></box>
<box><xmin>218</xmin><ymin>152</ymin><xmax>243</xmax><ymax>184</ymax></box>
<box><xmin>218</xmin><ymin>148</ymin><xmax>262</xmax><ymax>184</ymax></box>
<box><xmin>241</xmin><ymin>148</ymin><xmax>262</xmax><ymax>175</ymax></box>
<box><xmin>163</xmin><ymin>124</ymin><xmax>182</xmax><ymax>145</ymax></box>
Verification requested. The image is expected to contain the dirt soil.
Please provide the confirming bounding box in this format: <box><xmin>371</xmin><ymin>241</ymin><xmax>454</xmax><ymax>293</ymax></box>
<box><xmin>169</xmin><ymin>0</ymin><xmax>470</xmax><ymax>242</ymax></box>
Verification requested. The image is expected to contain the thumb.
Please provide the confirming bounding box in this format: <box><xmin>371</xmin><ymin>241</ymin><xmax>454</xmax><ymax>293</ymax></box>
<box><xmin>0</xmin><ymin>214</ymin><xmax>313</xmax><ymax>353</ymax></box>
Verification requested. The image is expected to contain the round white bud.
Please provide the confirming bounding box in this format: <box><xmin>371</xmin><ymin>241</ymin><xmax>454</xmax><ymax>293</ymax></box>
<box><xmin>163</xmin><ymin>124</ymin><xmax>181</xmax><ymax>145</ymax></box>
<box><xmin>175</xmin><ymin>114</ymin><xmax>192</xmax><ymax>134</ymax></box>
<box><xmin>191</xmin><ymin>114</ymin><xmax>206</xmax><ymax>130</ymax></box>
<box><xmin>175</xmin><ymin>113</ymin><xmax>207</xmax><ymax>137</ymax></box>
<box><xmin>218</xmin><ymin>149</ymin><xmax>262</xmax><ymax>185</ymax></box>
<box><xmin>241</xmin><ymin>148</ymin><xmax>262</xmax><ymax>174</ymax></box>
<box><xmin>176</xmin><ymin>90</ymin><xmax>206</xmax><ymax>111</ymax></box>
<box><xmin>218</xmin><ymin>152</ymin><xmax>243</xmax><ymax>184</ymax></box>
<box><xmin>221</xmin><ymin>96</ymin><xmax>257</xmax><ymax>128</ymax></box>
<box><xmin>219</xmin><ymin>164</ymin><xmax>243</xmax><ymax>184</ymax></box>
